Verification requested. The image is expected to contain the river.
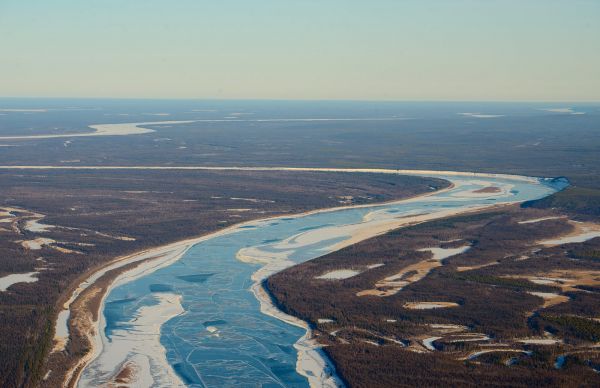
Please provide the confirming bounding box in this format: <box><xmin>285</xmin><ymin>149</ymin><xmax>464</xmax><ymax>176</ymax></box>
<box><xmin>77</xmin><ymin>172</ymin><xmax>567</xmax><ymax>387</ymax></box>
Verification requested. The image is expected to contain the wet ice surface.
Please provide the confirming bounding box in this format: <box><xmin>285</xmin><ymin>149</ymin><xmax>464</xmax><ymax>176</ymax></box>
<box><xmin>82</xmin><ymin>175</ymin><xmax>566</xmax><ymax>387</ymax></box>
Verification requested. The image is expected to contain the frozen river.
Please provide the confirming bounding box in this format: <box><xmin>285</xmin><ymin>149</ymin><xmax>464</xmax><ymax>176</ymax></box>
<box><xmin>78</xmin><ymin>171</ymin><xmax>567</xmax><ymax>387</ymax></box>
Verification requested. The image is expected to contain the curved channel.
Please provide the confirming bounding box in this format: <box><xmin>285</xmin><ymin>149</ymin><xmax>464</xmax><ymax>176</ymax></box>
<box><xmin>77</xmin><ymin>172</ymin><xmax>567</xmax><ymax>387</ymax></box>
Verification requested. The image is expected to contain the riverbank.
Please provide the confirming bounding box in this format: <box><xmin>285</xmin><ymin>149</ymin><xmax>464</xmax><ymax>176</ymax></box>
<box><xmin>252</xmin><ymin>281</ymin><xmax>344</xmax><ymax>387</ymax></box>
<box><xmin>243</xmin><ymin>202</ymin><xmax>518</xmax><ymax>387</ymax></box>
<box><xmin>75</xmin><ymin>249</ymin><xmax>189</xmax><ymax>387</ymax></box>
<box><xmin>47</xmin><ymin>170</ymin><xmax>552</xmax><ymax>387</ymax></box>
<box><xmin>51</xmin><ymin>175</ymin><xmax>456</xmax><ymax>387</ymax></box>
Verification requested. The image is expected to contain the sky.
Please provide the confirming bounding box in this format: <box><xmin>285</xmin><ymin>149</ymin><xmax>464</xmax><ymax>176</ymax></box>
<box><xmin>1</xmin><ymin>0</ymin><xmax>599</xmax><ymax>101</ymax></box>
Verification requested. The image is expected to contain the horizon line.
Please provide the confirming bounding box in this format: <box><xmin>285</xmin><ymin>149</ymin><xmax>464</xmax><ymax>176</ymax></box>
<box><xmin>0</xmin><ymin>96</ymin><xmax>599</xmax><ymax>104</ymax></box>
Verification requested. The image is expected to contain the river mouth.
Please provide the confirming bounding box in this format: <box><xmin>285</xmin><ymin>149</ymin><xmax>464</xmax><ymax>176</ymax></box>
<box><xmin>78</xmin><ymin>173</ymin><xmax>565</xmax><ymax>387</ymax></box>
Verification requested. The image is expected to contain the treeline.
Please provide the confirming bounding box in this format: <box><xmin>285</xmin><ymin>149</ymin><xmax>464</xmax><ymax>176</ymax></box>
<box><xmin>523</xmin><ymin>186</ymin><xmax>600</xmax><ymax>218</ymax></box>
<box><xmin>538</xmin><ymin>315</ymin><xmax>600</xmax><ymax>343</ymax></box>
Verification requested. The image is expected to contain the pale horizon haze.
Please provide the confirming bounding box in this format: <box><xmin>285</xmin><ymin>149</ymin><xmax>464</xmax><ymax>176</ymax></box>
<box><xmin>1</xmin><ymin>0</ymin><xmax>599</xmax><ymax>101</ymax></box>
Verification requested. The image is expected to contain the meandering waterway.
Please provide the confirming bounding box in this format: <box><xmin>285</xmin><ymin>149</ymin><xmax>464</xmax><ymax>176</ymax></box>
<box><xmin>74</xmin><ymin>170</ymin><xmax>567</xmax><ymax>387</ymax></box>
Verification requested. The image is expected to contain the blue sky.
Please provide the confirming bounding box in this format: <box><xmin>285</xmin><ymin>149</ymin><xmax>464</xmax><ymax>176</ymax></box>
<box><xmin>1</xmin><ymin>0</ymin><xmax>599</xmax><ymax>100</ymax></box>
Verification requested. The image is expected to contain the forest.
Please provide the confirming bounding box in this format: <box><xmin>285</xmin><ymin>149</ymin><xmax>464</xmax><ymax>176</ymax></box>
<box><xmin>268</xmin><ymin>203</ymin><xmax>600</xmax><ymax>387</ymax></box>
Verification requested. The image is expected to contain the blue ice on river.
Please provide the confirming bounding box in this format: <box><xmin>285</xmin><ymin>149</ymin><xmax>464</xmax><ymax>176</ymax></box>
<box><xmin>79</xmin><ymin>173</ymin><xmax>567</xmax><ymax>387</ymax></box>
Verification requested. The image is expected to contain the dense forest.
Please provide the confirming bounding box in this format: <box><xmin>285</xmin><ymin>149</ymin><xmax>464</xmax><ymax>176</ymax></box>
<box><xmin>268</xmin><ymin>203</ymin><xmax>600</xmax><ymax>386</ymax></box>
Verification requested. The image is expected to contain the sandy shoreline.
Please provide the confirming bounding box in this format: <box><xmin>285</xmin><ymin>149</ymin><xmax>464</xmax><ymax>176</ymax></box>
<box><xmin>77</xmin><ymin>249</ymin><xmax>189</xmax><ymax>387</ymax></box>
<box><xmin>252</xmin><ymin>282</ymin><xmax>344</xmax><ymax>387</ymax></box>
<box><xmin>48</xmin><ymin>170</ymin><xmax>551</xmax><ymax>387</ymax></box>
